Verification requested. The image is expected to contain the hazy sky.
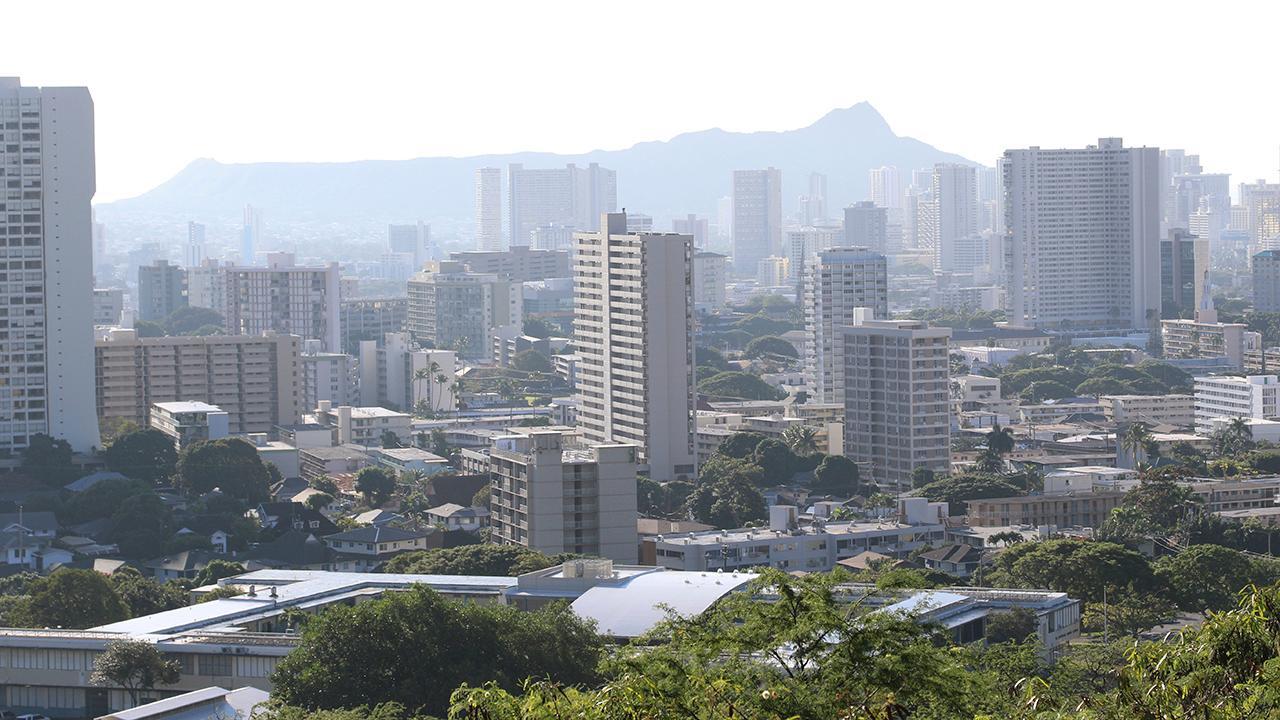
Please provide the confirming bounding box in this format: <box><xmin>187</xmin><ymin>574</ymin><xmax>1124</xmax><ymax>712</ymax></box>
<box><xmin>6</xmin><ymin>1</ymin><xmax>1279</xmax><ymax>202</ymax></box>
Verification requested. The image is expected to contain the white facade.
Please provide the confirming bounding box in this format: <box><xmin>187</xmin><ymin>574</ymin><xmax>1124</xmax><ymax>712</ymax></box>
<box><xmin>487</xmin><ymin>429</ymin><xmax>639</xmax><ymax>562</ymax></box>
<box><xmin>1098</xmin><ymin>394</ymin><xmax>1194</xmax><ymax>428</ymax></box>
<box><xmin>220</xmin><ymin>253</ymin><xmax>342</xmax><ymax>351</ymax></box>
<box><xmin>692</xmin><ymin>251</ymin><xmax>727</xmax><ymax>312</ymax></box>
<box><xmin>804</xmin><ymin>248</ymin><xmax>889</xmax><ymax>404</ymax></box>
<box><xmin>732</xmin><ymin>168</ymin><xmax>782</xmax><ymax>275</ymax></box>
<box><xmin>869</xmin><ymin>165</ymin><xmax>902</xmax><ymax>209</ymax></box>
<box><xmin>508</xmin><ymin>162</ymin><xmax>615</xmax><ymax>246</ymax></box>
<box><xmin>574</xmin><ymin>213</ymin><xmax>696</xmax><ymax>481</ymax></box>
<box><xmin>301</xmin><ymin>339</ymin><xmax>357</xmax><ymax>410</ymax></box>
<box><xmin>406</xmin><ymin>260</ymin><xmax>522</xmax><ymax>359</ymax></box>
<box><xmin>785</xmin><ymin>224</ymin><xmax>844</xmax><ymax>283</ymax></box>
<box><xmin>475</xmin><ymin>167</ymin><xmax>503</xmax><ymax>251</ymax></box>
<box><xmin>1194</xmin><ymin>375</ymin><xmax>1280</xmax><ymax>434</ymax></box>
<box><xmin>931</xmin><ymin>164</ymin><xmax>979</xmax><ymax>271</ymax></box>
<box><xmin>1002</xmin><ymin>138</ymin><xmax>1161</xmax><ymax>330</ymax></box>
<box><xmin>756</xmin><ymin>255</ymin><xmax>790</xmax><ymax>287</ymax></box>
<box><xmin>0</xmin><ymin>78</ymin><xmax>100</xmax><ymax>452</ymax></box>
<box><xmin>357</xmin><ymin>332</ymin><xmax>458</xmax><ymax>414</ymax></box>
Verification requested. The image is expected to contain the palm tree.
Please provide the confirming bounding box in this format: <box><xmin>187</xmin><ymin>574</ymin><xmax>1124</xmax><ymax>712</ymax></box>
<box><xmin>782</xmin><ymin>425</ymin><xmax>819</xmax><ymax>456</ymax></box>
<box><xmin>1121</xmin><ymin>422</ymin><xmax>1153</xmax><ymax>467</ymax></box>
<box><xmin>1227</xmin><ymin>417</ymin><xmax>1255</xmax><ymax>454</ymax></box>
<box><xmin>413</xmin><ymin>368</ymin><xmax>432</xmax><ymax>416</ymax></box>
<box><xmin>435</xmin><ymin>373</ymin><xmax>450</xmax><ymax>413</ymax></box>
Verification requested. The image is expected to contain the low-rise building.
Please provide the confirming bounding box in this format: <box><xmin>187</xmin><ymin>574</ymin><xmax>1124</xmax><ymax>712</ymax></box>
<box><xmin>297</xmin><ymin>444</ymin><xmax>373</xmax><ymax>484</ymax></box>
<box><xmin>312</xmin><ymin>402</ymin><xmax>413</xmax><ymax>447</ymax></box>
<box><xmin>372</xmin><ymin>447</ymin><xmax>451</xmax><ymax>476</ymax></box>
<box><xmin>322</xmin><ymin>526</ymin><xmax>431</xmax><ymax>571</ymax></box>
<box><xmin>149</xmin><ymin>402</ymin><xmax>229</xmax><ymax>450</ymax></box>
<box><xmin>1193</xmin><ymin>375</ymin><xmax>1280</xmax><ymax>434</ymax></box>
<box><xmin>964</xmin><ymin>491</ymin><xmax>1126</xmax><ymax>528</ymax></box>
<box><xmin>1099</xmin><ymin>394</ymin><xmax>1195</xmax><ymax>427</ymax></box>
<box><xmin>425</xmin><ymin>503</ymin><xmax>490</xmax><ymax>532</ymax></box>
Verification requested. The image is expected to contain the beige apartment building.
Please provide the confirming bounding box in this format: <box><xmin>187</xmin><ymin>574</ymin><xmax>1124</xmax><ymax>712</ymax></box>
<box><xmin>965</xmin><ymin>492</ymin><xmax>1126</xmax><ymax>528</ymax></box>
<box><xmin>573</xmin><ymin>212</ymin><xmax>696</xmax><ymax>481</ymax></box>
<box><xmin>1099</xmin><ymin>394</ymin><xmax>1195</xmax><ymax>427</ymax></box>
<box><xmin>485</xmin><ymin>429</ymin><xmax>638</xmax><ymax>563</ymax></box>
<box><xmin>95</xmin><ymin>329</ymin><xmax>302</xmax><ymax>435</ymax></box>
<box><xmin>842</xmin><ymin>316</ymin><xmax>951</xmax><ymax>489</ymax></box>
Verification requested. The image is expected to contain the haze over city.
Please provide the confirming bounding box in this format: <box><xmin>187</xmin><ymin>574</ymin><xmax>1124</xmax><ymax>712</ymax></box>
<box><xmin>7</xmin><ymin>3</ymin><xmax>1280</xmax><ymax>720</ymax></box>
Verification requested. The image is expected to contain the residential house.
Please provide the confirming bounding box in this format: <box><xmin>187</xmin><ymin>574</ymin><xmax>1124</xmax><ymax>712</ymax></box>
<box><xmin>322</xmin><ymin>526</ymin><xmax>431</xmax><ymax>571</ymax></box>
<box><xmin>425</xmin><ymin>503</ymin><xmax>490</xmax><ymax>532</ymax></box>
<box><xmin>254</xmin><ymin>502</ymin><xmax>339</xmax><ymax>537</ymax></box>
<box><xmin>240</xmin><ymin>530</ymin><xmax>334</xmax><ymax>571</ymax></box>
<box><xmin>918</xmin><ymin>544</ymin><xmax>984</xmax><ymax>578</ymax></box>
<box><xmin>143</xmin><ymin>550</ymin><xmax>217</xmax><ymax>582</ymax></box>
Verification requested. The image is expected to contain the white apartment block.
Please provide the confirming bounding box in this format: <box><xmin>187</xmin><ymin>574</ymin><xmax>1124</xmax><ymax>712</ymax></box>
<box><xmin>931</xmin><ymin>164</ymin><xmax>979</xmax><ymax>272</ymax></box>
<box><xmin>1194</xmin><ymin>375</ymin><xmax>1280</xmax><ymax>434</ymax></box>
<box><xmin>406</xmin><ymin>260</ymin><xmax>522</xmax><ymax>359</ymax></box>
<box><xmin>842</xmin><ymin>318</ymin><xmax>951</xmax><ymax>489</ymax></box>
<box><xmin>693</xmin><ymin>251</ymin><xmax>728</xmax><ymax>312</ymax></box>
<box><xmin>357</xmin><ymin>332</ymin><xmax>459</xmax><ymax>414</ymax></box>
<box><xmin>486</xmin><ymin>429</ymin><xmax>639</xmax><ymax>563</ymax></box>
<box><xmin>868</xmin><ymin>165</ymin><xmax>902</xmax><ymax>209</ymax></box>
<box><xmin>1099</xmin><ymin>394</ymin><xmax>1195</xmax><ymax>428</ymax></box>
<box><xmin>756</xmin><ymin>255</ymin><xmax>790</xmax><ymax>287</ymax></box>
<box><xmin>804</xmin><ymin>247</ymin><xmax>889</xmax><ymax>404</ymax></box>
<box><xmin>95</xmin><ymin>328</ymin><xmax>302</xmax><ymax>435</ymax></box>
<box><xmin>92</xmin><ymin>287</ymin><xmax>124</xmax><ymax>326</ymax></box>
<box><xmin>574</xmin><ymin>212</ymin><xmax>696</xmax><ymax>481</ymax></box>
<box><xmin>0</xmin><ymin>78</ymin><xmax>100</xmax><ymax>452</ymax></box>
<box><xmin>785</xmin><ymin>224</ymin><xmax>844</xmax><ymax>282</ymax></box>
<box><xmin>475</xmin><ymin>167</ymin><xmax>503</xmax><ymax>251</ymax></box>
<box><xmin>220</xmin><ymin>253</ymin><xmax>342</xmax><ymax>352</ymax></box>
<box><xmin>149</xmin><ymin>401</ymin><xmax>229</xmax><ymax>450</ymax></box>
<box><xmin>508</xmin><ymin>162</ymin><xmax>615</xmax><ymax>246</ymax></box>
<box><xmin>450</xmin><ymin>245</ymin><xmax>571</xmax><ymax>282</ymax></box>
<box><xmin>187</xmin><ymin>258</ymin><xmax>229</xmax><ymax>312</ymax></box>
<box><xmin>732</xmin><ymin>168</ymin><xmax>783</xmax><ymax>275</ymax></box>
<box><xmin>301</xmin><ymin>339</ymin><xmax>357</xmax><ymax>410</ymax></box>
<box><xmin>1161</xmin><ymin>296</ymin><xmax>1259</xmax><ymax>369</ymax></box>
<box><xmin>312</xmin><ymin>401</ymin><xmax>413</xmax><ymax>447</ymax></box>
<box><xmin>1001</xmin><ymin>138</ymin><xmax>1161</xmax><ymax>330</ymax></box>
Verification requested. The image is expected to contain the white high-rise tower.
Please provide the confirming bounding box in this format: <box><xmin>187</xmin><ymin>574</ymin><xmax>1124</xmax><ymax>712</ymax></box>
<box><xmin>0</xmin><ymin>78</ymin><xmax>100</xmax><ymax>452</ymax></box>
<box><xmin>1002</xmin><ymin>138</ymin><xmax>1161</xmax><ymax>330</ymax></box>
<box><xmin>475</xmin><ymin>167</ymin><xmax>503</xmax><ymax>251</ymax></box>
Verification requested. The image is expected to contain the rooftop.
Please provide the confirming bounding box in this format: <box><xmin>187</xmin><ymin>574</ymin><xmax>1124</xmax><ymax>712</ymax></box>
<box><xmin>153</xmin><ymin>401</ymin><xmax>223</xmax><ymax>414</ymax></box>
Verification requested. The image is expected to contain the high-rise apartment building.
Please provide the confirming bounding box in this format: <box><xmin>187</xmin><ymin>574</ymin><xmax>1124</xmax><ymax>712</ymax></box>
<box><xmin>387</xmin><ymin>221</ymin><xmax>431</xmax><ymax>269</ymax></box>
<box><xmin>574</xmin><ymin>212</ymin><xmax>695</xmax><ymax>481</ymax></box>
<box><xmin>931</xmin><ymin>164</ymin><xmax>979</xmax><ymax>271</ymax></box>
<box><xmin>804</xmin><ymin>247</ymin><xmax>889</xmax><ymax>405</ymax></box>
<box><xmin>732</xmin><ymin>168</ymin><xmax>782</xmax><ymax>275</ymax></box>
<box><xmin>672</xmin><ymin>214</ymin><xmax>709</xmax><ymax>248</ymax></box>
<box><xmin>92</xmin><ymin>288</ymin><xmax>124</xmax><ymax>327</ymax></box>
<box><xmin>475</xmin><ymin>167</ymin><xmax>503</xmax><ymax>251</ymax></box>
<box><xmin>339</xmin><ymin>297</ymin><xmax>407</xmax><ymax>355</ymax></box>
<box><xmin>843</xmin><ymin>201</ymin><xmax>888</xmax><ymax>255</ymax></box>
<box><xmin>1193</xmin><ymin>375</ymin><xmax>1280</xmax><ymax>435</ymax></box>
<box><xmin>508</xmin><ymin>163</ymin><xmax>616</xmax><ymax>246</ymax></box>
<box><xmin>450</xmin><ymin>245</ymin><xmax>571</xmax><ymax>281</ymax></box>
<box><xmin>406</xmin><ymin>260</ymin><xmax>522</xmax><ymax>359</ymax></box>
<box><xmin>95</xmin><ymin>328</ymin><xmax>301</xmax><ymax>434</ymax></box>
<box><xmin>841</xmin><ymin>315</ymin><xmax>951</xmax><ymax>489</ymax></box>
<box><xmin>222</xmin><ymin>253</ymin><xmax>342</xmax><ymax>351</ymax></box>
<box><xmin>242</xmin><ymin>204</ymin><xmax>262</xmax><ymax>265</ymax></box>
<box><xmin>186</xmin><ymin>221</ymin><xmax>206</xmax><ymax>268</ymax></box>
<box><xmin>485</xmin><ymin>428</ymin><xmax>639</xmax><ymax>562</ymax></box>
<box><xmin>187</xmin><ymin>259</ymin><xmax>229</xmax><ymax>311</ymax></box>
<box><xmin>785</xmin><ymin>224</ymin><xmax>844</xmax><ymax>284</ymax></box>
<box><xmin>756</xmin><ymin>256</ymin><xmax>790</xmax><ymax>287</ymax></box>
<box><xmin>358</xmin><ymin>332</ymin><xmax>459</xmax><ymax>414</ymax></box>
<box><xmin>0</xmin><ymin>78</ymin><xmax>100</xmax><ymax>452</ymax></box>
<box><xmin>1001</xmin><ymin>138</ymin><xmax>1161</xmax><ymax>330</ymax></box>
<box><xmin>1160</xmin><ymin>229</ymin><xmax>1208</xmax><ymax>319</ymax></box>
<box><xmin>301</xmin><ymin>338</ymin><xmax>357</xmax><ymax>410</ymax></box>
<box><xmin>137</xmin><ymin>259</ymin><xmax>188</xmax><ymax>322</ymax></box>
<box><xmin>799</xmin><ymin>172</ymin><xmax>827</xmax><ymax>225</ymax></box>
<box><xmin>1240</xmin><ymin>180</ymin><xmax>1280</xmax><ymax>252</ymax></box>
<box><xmin>693</xmin><ymin>251</ymin><xmax>728</xmax><ymax>312</ymax></box>
<box><xmin>869</xmin><ymin>166</ymin><xmax>902</xmax><ymax>209</ymax></box>
<box><xmin>1254</xmin><ymin>250</ymin><xmax>1280</xmax><ymax>313</ymax></box>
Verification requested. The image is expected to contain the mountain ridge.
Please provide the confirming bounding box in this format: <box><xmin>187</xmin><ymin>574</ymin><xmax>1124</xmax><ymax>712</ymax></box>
<box><xmin>98</xmin><ymin>102</ymin><xmax>979</xmax><ymax>225</ymax></box>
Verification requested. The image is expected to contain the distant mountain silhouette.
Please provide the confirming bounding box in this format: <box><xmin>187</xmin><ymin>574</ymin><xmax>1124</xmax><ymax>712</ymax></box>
<box><xmin>100</xmin><ymin>102</ymin><xmax>979</xmax><ymax>225</ymax></box>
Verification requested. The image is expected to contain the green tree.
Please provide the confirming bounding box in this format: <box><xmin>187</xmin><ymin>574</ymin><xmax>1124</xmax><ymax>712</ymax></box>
<box><xmin>162</xmin><ymin>306</ymin><xmax>225</xmax><ymax>335</ymax></box>
<box><xmin>304</xmin><ymin>491</ymin><xmax>335</xmax><ymax>511</ymax></box>
<box><xmin>1154</xmin><ymin>544</ymin><xmax>1266</xmax><ymax>612</ymax></box>
<box><xmin>1082</xmin><ymin>589</ymin><xmax>1176</xmax><ymax>638</ymax></box>
<box><xmin>61</xmin><ymin>477</ymin><xmax>153</xmax><ymax>524</ymax></box>
<box><xmin>811</xmin><ymin>454</ymin><xmax>860</xmax><ymax>496</ymax></box>
<box><xmin>696</xmin><ymin>454</ymin><xmax>767</xmax><ymax>488</ymax></box>
<box><xmin>781</xmin><ymin>424</ymin><xmax>820</xmax><ymax>456</ymax></box>
<box><xmin>637</xmin><ymin>477</ymin><xmax>695</xmax><ymax>517</ymax></box>
<box><xmin>23</xmin><ymin>567</ymin><xmax>128</xmax><ymax>628</ymax></box>
<box><xmin>731</xmin><ymin>312</ymin><xmax>796</xmax><ymax>338</ymax></box>
<box><xmin>311</xmin><ymin>475</ymin><xmax>339</xmax><ymax>495</ymax></box>
<box><xmin>985</xmin><ymin>539</ymin><xmax>1155</xmax><ymax>603</ymax></box>
<box><xmin>987</xmin><ymin>423</ymin><xmax>1015</xmax><ymax>455</ymax></box>
<box><xmin>697</xmin><ymin>371</ymin><xmax>787</xmax><ymax>401</ymax></box>
<box><xmin>742</xmin><ymin>335</ymin><xmax>799</xmax><ymax>360</ymax></box>
<box><xmin>430</xmin><ymin>428</ymin><xmax>450</xmax><ymax>457</ymax></box>
<box><xmin>910</xmin><ymin>466</ymin><xmax>936</xmax><ymax>489</ymax></box>
<box><xmin>511</xmin><ymin>349</ymin><xmax>552</xmax><ymax>373</ymax></box>
<box><xmin>355</xmin><ymin>466</ymin><xmax>397</xmax><ymax>507</ymax></box>
<box><xmin>133</xmin><ymin>319</ymin><xmax>165</xmax><ymax>337</ymax></box>
<box><xmin>522</xmin><ymin>317</ymin><xmax>554</xmax><ymax>339</ymax></box>
<box><xmin>694</xmin><ymin>345</ymin><xmax>731</xmax><ymax>373</ymax></box>
<box><xmin>1099</xmin><ymin>471</ymin><xmax>1198</xmax><ymax>541</ymax></box>
<box><xmin>192</xmin><ymin>559</ymin><xmax>246</xmax><ymax>587</ymax></box>
<box><xmin>109</xmin><ymin>567</ymin><xmax>187</xmax><ymax>617</ymax></box>
<box><xmin>471</xmin><ymin>485</ymin><xmax>491</xmax><ymax>509</ymax></box>
<box><xmin>103</xmin><ymin>427</ymin><xmax>178</xmax><ymax>484</ymax></box>
<box><xmin>90</xmin><ymin>639</ymin><xmax>181</xmax><ymax>708</ymax></box>
<box><xmin>22</xmin><ymin>433</ymin><xmax>79</xmax><ymax>486</ymax></box>
<box><xmin>685</xmin><ymin>474</ymin><xmax>767</xmax><ymax>528</ymax></box>
<box><xmin>914</xmin><ymin>473</ymin><xmax>1023</xmax><ymax>515</ymax></box>
<box><xmin>271</xmin><ymin>586</ymin><xmax>602</xmax><ymax>717</ymax></box>
<box><xmin>110</xmin><ymin>492</ymin><xmax>175</xmax><ymax>558</ymax></box>
<box><xmin>751</xmin><ymin>438</ymin><xmax>800</xmax><ymax>481</ymax></box>
<box><xmin>715</xmin><ymin>431</ymin><xmax>769</xmax><ymax>460</ymax></box>
<box><xmin>380</xmin><ymin>429</ymin><xmax>402</xmax><ymax>449</ymax></box>
<box><xmin>176</xmin><ymin>438</ymin><xmax>273</xmax><ymax>502</ymax></box>
<box><xmin>382</xmin><ymin>544</ymin><xmax>564</xmax><ymax>576</ymax></box>
<box><xmin>1020</xmin><ymin>379</ymin><xmax>1076</xmax><ymax>402</ymax></box>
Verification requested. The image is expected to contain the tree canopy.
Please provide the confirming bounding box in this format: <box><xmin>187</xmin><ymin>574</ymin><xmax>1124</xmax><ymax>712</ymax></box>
<box><xmin>381</xmin><ymin>544</ymin><xmax>568</xmax><ymax>576</ymax></box>
<box><xmin>685</xmin><ymin>473</ymin><xmax>767</xmax><ymax>528</ymax></box>
<box><xmin>176</xmin><ymin>438</ymin><xmax>273</xmax><ymax>502</ymax></box>
<box><xmin>743</xmin><ymin>335</ymin><xmax>799</xmax><ymax>360</ymax></box>
<box><xmin>913</xmin><ymin>473</ymin><xmax>1023</xmax><ymax>514</ymax></box>
<box><xmin>696</xmin><ymin>371</ymin><xmax>787</xmax><ymax>401</ymax></box>
<box><xmin>103</xmin><ymin>427</ymin><xmax>178</xmax><ymax>484</ymax></box>
<box><xmin>21</xmin><ymin>567</ymin><xmax>129</xmax><ymax>628</ymax></box>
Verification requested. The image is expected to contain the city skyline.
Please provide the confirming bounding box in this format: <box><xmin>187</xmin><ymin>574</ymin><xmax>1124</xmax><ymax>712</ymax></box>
<box><xmin>6</xmin><ymin>1</ymin><xmax>1280</xmax><ymax>202</ymax></box>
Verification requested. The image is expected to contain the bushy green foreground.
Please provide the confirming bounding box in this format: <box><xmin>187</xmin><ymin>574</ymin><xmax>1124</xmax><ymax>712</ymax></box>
<box><xmin>261</xmin><ymin>569</ymin><xmax>1280</xmax><ymax>720</ymax></box>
